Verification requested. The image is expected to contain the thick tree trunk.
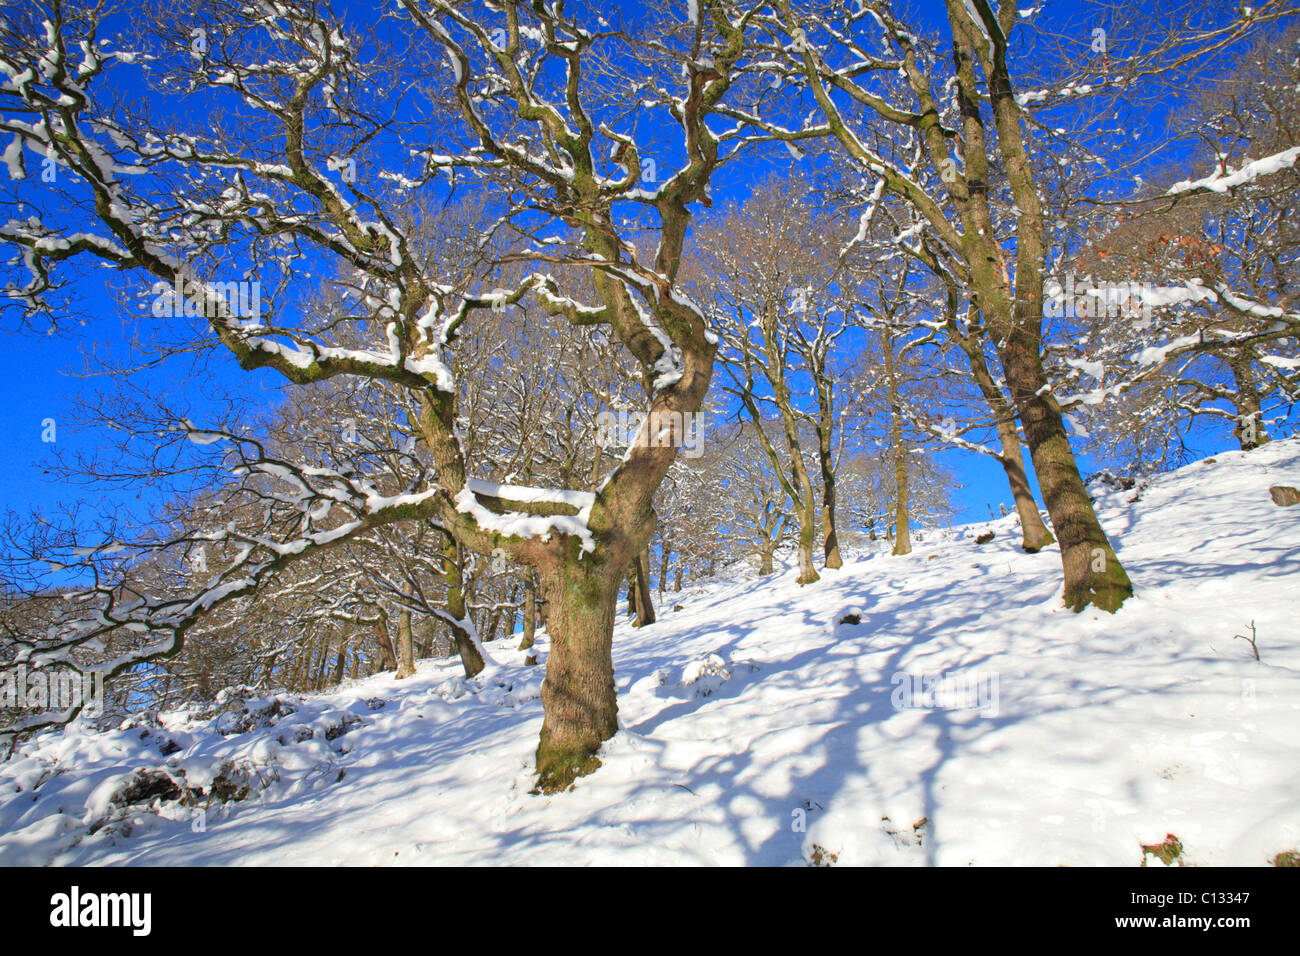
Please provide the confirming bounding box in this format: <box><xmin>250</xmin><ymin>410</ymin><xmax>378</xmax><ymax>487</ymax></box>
<box><xmin>534</xmin><ymin>562</ymin><xmax>620</xmax><ymax>793</ymax></box>
<box><xmin>395</xmin><ymin>608</ymin><xmax>416</xmax><ymax>679</ymax></box>
<box><xmin>371</xmin><ymin>617</ymin><xmax>397</xmax><ymax>674</ymax></box>
<box><xmin>788</xmin><ymin>458</ymin><xmax>820</xmax><ymax>584</ymax></box>
<box><xmin>314</xmin><ymin>636</ymin><xmax>331</xmax><ymax>690</ymax></box>
<box><xmin>758</xmin><ymin>544</ymin><xmax>775</xmax><ymax>576</ymax></box>
<box><xmin>626</xmin><ymin>568</ymin><xmax>639</xmax><ymax>620</ymax></box>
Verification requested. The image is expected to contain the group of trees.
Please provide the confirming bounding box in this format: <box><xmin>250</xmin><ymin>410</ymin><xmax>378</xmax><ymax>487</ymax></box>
<box><xmin>2</xmin><ymin>0</ymin><xmax>1298</xmax><ymax>789</ymax></box>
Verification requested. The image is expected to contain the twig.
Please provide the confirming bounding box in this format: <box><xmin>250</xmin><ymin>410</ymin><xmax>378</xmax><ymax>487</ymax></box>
<box><xmin>1233</xmin><ymin>621</ymin><xmax>1260</xmax><ymax>661</ymax></box>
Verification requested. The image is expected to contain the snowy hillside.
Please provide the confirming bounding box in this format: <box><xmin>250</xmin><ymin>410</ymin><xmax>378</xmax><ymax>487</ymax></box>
<box><xmin>3</xmin><ymin>442</ymin><xmax>1299</xmax><ymax>867</ymax></box>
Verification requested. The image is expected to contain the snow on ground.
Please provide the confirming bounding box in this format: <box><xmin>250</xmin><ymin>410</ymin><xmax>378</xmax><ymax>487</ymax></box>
<box><xmin>2</xmin><ymin>442</ymin><xmax>1299</xmax><ymax>866</ymax></box>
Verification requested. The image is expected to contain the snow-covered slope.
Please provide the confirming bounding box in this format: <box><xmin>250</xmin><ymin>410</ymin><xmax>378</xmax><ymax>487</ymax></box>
<box><xmin>3</xmin><ymin>442</ymin><xmax>1299</xmax><ymax>866</ymax></box>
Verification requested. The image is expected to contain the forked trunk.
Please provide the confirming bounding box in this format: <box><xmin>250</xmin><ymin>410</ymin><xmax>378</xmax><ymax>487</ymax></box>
<box><xmin>993</xmin><ymin>418</ymin><xmax>1055</xmax><ymax>553</ymax></box>
<box><xmin>973</xmin><ymin>25</ymin><xmax>1132</xmax><ymax>613</ymax></box>
<box><xmin>534</xmin><ymin>562</ymin><xmax>620</xmax><ymax>793</ymax></box>
<box><xmin>963</xmin><ymin>336</ymin><xmax>1055</xmax><ymax>552</ymax></box>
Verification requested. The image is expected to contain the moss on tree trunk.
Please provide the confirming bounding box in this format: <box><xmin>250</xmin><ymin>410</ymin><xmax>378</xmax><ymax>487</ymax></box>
<box><xmin>533</xmin><ymin>562</ymin><xmax>620</xmax><ymax>793</ymax></box>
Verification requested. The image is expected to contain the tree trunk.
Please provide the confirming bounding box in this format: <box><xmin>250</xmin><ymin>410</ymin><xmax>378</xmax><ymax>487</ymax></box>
<box><xmin>371</xmin><ymin>616</ymin><xmax>397</xmax><ymax>674</ymax></box>
<box><xmin>658</xmin><ymin>536</ymin><xmax>670</xmax><ymax>599</ymax></box>
<box><xmin>626</xmin><ymin>568</ymin><xmax>639</xmax><ymax>620</ymax></box>
<box><xmin>736</xmin><ymin>334</ymin><xmax>819</xmax><ymax>585</ymax></box>
<box><xmin>519</xmin><ymin>573</ymin><xmax>537</xmax><ymax>651</ymax></box>
<box><xmin>992</xmin><ymin>417</ymin><xmax>1054</xmax><ymax>553</ymax></box>
<box><xmin>1230</xmin><ymin>353</ymin><xmax>1269</xmax><ymax>451</ymax></box>
<box><xmin>970</xmin><ymin>22</ymin><xmax>1133</xmax><ymax>613</ymax></box>
<box><xmin>314</xmin><ymin>635</ymin><xmax>331</xmax><ymax>690</ymax></box>
<box><xmin>1001</xmin><ymin>334</ymin><xmax>1133</xmax><ymax>611</ymax></box>
<box><xmin>395</xmin><ymin>608</ymin><xmax>416</xmax><ymax>679</ymax></box>
<box><xmin>796</xmin><ymin>516</ymin><xmax>819</xmax><ymax>581</ymax></box>
<box><xmin>631</xmin><ymin>548</ymin><xmax>655</xmax><ymax>627</ymax></box>
<box><xmin>962</xmin><ymin>334</ymin><xmax>1055</xmax><ymax>552</ymax></box>
<box><xmin>816</xmin><ymin>378</ymin><xmax>843</xmax><ymax>570</ymax></box>
<box><xmin>444</xmin><ymin>531</ymin><xmax>485</xmax><ymax>678</ymax></box>
<box><xmin>332</xmin><ymin>634</ymin><xmax>348</xmax><ymax>685</ymax></box>
<box><xmin>883</xmin><ymin>325</ymin><xmax>912</xmax><ymax>556</ymax></box>
<box><xmin>534</xmin><ymin>562</ymin><xmax>620</xmax><ymax>793</ymax></box>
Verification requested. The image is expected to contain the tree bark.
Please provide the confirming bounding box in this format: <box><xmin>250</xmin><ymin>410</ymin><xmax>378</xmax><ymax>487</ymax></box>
<box><xmin>658</xmin><ymin>536</ymin><xmax>670</xmax><ymax>599</ymax></box>
<box><xmin>332</xmin><ymin>633</ymin><xmax>349</xmax><ymax>685</ymax></box>
<box><xmin>995</xmin><ymin>421</ymin><xmax>1055</xmax><ymax>553</ymax></box>
<box><xmin>815</xmin><ymin>376</ymin><xmax>843</xmax><ymax>569</ymax></box>
<box><xmin>533</xmin><ymin>562</ymin><xmax>620</xmax><ymax>793</ymax></box>
<box><xmin>631</xmin><ymin>548</ymin><xmax>655</xmax><ymax>627</ymax></box>
<box><xmin>883</xmin><ymin>325</ymin><xmax>913</xmax><ymax>556</ymax></box>
<box><xmin>1002</xmin><ymin>334</ymin><xmax>1133</xmax><ymax>610</ymax></box>
<box><xmin>1229</xmin><ymin>353</ymin><xmax>1269</xmax><ymax>451</ymax></box>
<box><xmin>443</xmin><ymin>531</ymin><xmax>485</xmax><ymax>678</ymax></box>
<box><xmin>960</xmin><ymin>331</ymin><xmax>1055</xmax><ymax>552</ymax></box>
<box><xmin>395</xmin><ymin>608</ymin><xmax>416</xmax><ymax>679</ymax></box>
<box><xmin>950</xmin><ymin>18</ymin><xmax>1132</xmax><ymax>612</ymax></box>
<box><xmin>519</xmin><ymin>573</ymin><xmax>537</xmax><ymax>651</ymax></box>
<box><xmin>371</xmin><ymin>616</ymin><xmax>397</xmax><ymax>674</ymax></box>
